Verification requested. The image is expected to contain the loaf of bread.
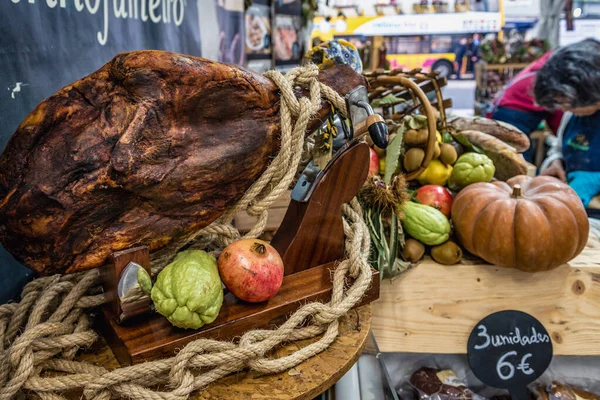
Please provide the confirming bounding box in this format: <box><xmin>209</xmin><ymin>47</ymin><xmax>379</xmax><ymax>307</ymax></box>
<box><xmin>448</xmin><ymin>116</ymin><xmax>530</xmax><ymax>152</ymax></box>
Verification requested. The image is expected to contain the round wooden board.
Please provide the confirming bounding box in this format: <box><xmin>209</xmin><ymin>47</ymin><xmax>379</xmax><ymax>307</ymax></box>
<box><xmin>77</xmin><ymin>305</ymin><xmax>371</xmax><ymax>400</ymax></box>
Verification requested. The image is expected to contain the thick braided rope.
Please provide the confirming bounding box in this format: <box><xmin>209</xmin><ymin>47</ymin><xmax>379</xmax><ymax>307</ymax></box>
<box><xmin>0</xmin><ymin>65</ymin><xmax>373</xmax><ymax>400</ymax></box>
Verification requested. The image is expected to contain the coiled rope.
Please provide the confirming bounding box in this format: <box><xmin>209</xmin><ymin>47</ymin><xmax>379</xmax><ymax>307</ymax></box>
<box><xmin>0</xmin><ymin>64</ymin><xmax>372</xmax><ymax>400</ymax></box>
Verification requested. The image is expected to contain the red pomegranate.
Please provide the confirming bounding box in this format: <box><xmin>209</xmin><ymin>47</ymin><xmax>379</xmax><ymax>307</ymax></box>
<box><xmin>415</xmin><ymin>184</ymin><xmax>453</xmax><ymax>218</ymax></box>
<box><xmin>217</xmin><ymin>239</ymin><xmax>284</xmax><ymax>303</ymax></box>
<box><xmin>369</xmin><ymin>148</ymin><xmax>380</xmax><ymax>177</ymax></box>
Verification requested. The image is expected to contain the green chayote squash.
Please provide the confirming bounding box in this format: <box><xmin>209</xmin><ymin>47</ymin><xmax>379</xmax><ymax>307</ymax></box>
<box><xmin>448</xmin><ymin>153</ymin><xmax>495</xmax><ymax>190</ymax></box>
<box><xmin>401</xmin><ymin>201</ymin><xmax>450</xmax><ymax>246</ymax></box>
<box><xmin>151</xmin><ymin>250</ymin><xmax>223</xmax><ymax>329</ymax></box>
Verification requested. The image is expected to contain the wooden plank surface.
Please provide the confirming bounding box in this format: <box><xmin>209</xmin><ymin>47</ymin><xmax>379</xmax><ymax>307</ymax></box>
<box><xmin>371</xmin><ymin>247</ymin><xmax>600</xmax><ymax>355</ymax></box>
<box><xmin>76</xmin><ymin>306</ymin><xmax>372</xmax><ymax>400</ymax></box>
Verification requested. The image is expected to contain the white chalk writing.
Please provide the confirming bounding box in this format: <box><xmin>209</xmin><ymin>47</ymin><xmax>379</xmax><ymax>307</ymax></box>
<box><xmin>9</xmin><ymin>0</ymin><xmax>187</xmax><ymax>46</ymax></box>
<box><xmin>474</xmin><ymin>325</ymin><xmax>551</xmax><ymax>350</ymax></box>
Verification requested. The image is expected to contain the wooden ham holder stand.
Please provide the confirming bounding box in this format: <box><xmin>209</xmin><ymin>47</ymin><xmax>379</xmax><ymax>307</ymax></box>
<box><xmin>98</xmin><ymin>140</ymin><xmax>380</xmax><ymax>366</ymax></box>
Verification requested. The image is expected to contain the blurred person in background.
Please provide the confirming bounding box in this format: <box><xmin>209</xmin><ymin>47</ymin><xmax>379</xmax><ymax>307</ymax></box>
<box><xmin>471</xmin><ymin>34</ymin><xmax>481</xmax><ymax>65</ymax></box>
<box><xmin>534</xmin><ymin>39</ymin><xmax>600</xmax><ymax>212</ymax></box>
<box><xmin>466</xmin><ymin>36</ymin><xmax>480</xmax><ymax>74</ymax></box>
<box><xmin>488</xmin><ymin>50</ymin><xmax>563</xmax><ymax>162</ymax></box>
<box><xmin>454</xmin><ymin>38</ymin><xmax>468</xmax><ymax>79</ymax></box>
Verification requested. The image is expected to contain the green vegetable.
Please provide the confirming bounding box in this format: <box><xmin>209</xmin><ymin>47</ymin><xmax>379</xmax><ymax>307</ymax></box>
<box><xmin>151</xmin><ymin>250</ymin><xmax>224</xmax><ymax>329</ymax></box>
<box><xmin>448</xmin><ymin>153</ymin><xmax>495</xmax><ymax>190</ymax></box>
<box><xmin>384</xmin><ymin>126</ymin><xmax>404</xmax><ymax>184</ymax></box>
<box><xmin>453</xmin><ymin>133</ymin><xmax>485</xmax><ymax>154</ymax></box>
<box><xmin>137</xmin><ymin>267</ymin><xmax>152</xmax><ymax>296</ymax></box>
<box><xmin>400</xmin><ymin>201</ymin><xmax>450</xmax><ymax>246</ymax></box>
<box><xmin>442</xmin><ymin>131</ymin><xmax>454</xmax><ymax>144</ymax></box>
<box><xmin>364</xmin><ymin>207</ymin><xmax>410</xmax><ymax>279</ymax></box>
<box><xmin>371</xmin><ymin>93</ymin><xmax>404</xmax><ymax>108</ymax></box>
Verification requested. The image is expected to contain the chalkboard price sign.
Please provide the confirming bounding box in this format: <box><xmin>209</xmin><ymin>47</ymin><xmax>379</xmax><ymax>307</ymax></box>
<box><xmin>467</xmin><ymin>311</ymin><xmax>553</xmax><ymax>400</ymax></box>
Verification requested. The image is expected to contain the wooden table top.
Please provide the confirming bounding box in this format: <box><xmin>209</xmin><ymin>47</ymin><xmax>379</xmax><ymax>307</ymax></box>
<box><xmin>371</xmin><ymin>246</ymin><xmax>600</xmax><ymax>355</ymax></box>
<box><xmin>77</xmin><ymin>305</ymin><xmax>372</xmax><ymax>400</ymax></box>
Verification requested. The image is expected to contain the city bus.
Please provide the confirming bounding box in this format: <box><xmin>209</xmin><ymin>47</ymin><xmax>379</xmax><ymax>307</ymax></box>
<box><xmin>312</xmin><ymin>11</ymin><xmax>502</xmax><ymax>76</ymax></box>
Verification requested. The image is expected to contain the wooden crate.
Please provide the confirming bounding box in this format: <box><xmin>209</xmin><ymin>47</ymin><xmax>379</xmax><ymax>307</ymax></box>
<box><xmin>233</xmin><ymin>190</ymin><xmax>291</xmax><ymax>232</ymax></box>
<box><xmin>371</xmin><ymin>247</ymin><xmax>600</xmax><ymax>356</ymax></box>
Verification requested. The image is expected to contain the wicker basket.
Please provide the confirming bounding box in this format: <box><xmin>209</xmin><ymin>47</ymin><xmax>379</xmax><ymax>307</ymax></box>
<box><xmin>363</xmin><ymin>68</ymin><xmax>452</xmax><ymax>180</ymax></box>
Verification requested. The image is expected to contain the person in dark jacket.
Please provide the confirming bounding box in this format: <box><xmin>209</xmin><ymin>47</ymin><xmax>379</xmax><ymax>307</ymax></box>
<box><xmin>534</xmin><ymin>39</ymin><xmax>600</xmax><ymax>209</ymax></box>
<box><xmin>454</xmin><ymin>38</ymin><xmax>468</xmax><ymax>79</ymax></box>
<box><xmin>489</xmin><ymin>51</ymin><xmax>563</xmax><ymax>162</ymax></box>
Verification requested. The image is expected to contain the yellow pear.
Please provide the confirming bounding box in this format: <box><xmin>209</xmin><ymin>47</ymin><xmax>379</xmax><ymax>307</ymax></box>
<box><xmin>417</xmin><ymin>159</ymin><xmax>453</xmax><ymax>186</ymax></box>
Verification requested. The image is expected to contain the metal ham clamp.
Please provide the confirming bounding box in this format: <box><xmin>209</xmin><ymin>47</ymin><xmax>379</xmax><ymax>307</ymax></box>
<box><xmin>291</xmin><ymin>85</ymin><xmax>389</xmax><ymax>203</ymax></box>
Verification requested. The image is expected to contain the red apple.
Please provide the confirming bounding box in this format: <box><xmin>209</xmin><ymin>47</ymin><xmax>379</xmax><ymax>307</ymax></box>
<box><xmin>415</xmin><ymin>185</ymin><xmax>453</xmax><ymax>218</ymax></box>
<box><xmin>369</xmin><ymin>148</ymin><xmax>380</xmax><ymax>177</ymax></box>
<box><xmin>218</xmin><ymin>239</ymin><xmax>284</xmax><ymax>303</ymax></box>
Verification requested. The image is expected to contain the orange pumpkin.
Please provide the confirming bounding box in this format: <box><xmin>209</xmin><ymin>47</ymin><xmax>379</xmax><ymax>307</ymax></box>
<box><xmin>451</xmin><ymin>175</ymin><xmax>589</xmax><ymax>272</ymax></box>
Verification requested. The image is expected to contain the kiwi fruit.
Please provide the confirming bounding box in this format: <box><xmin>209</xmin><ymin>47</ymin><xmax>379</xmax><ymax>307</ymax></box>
<box><xmin>402</xmin><ymin>239</ymin><xmax>425</xmax><ymax>263</ymax></box>
<box><xmin>432</xmin><ymin>142</ymin><xmax>441</xmax><ymax>159</ymax></box>
<box><xmin>403</xmin><ymin>148</ymin><xmax>425</xmax><ymax>172</ymax></box>
<box><xmin>403</xmin><ymin>129</ymin><xmax>419</xmax><ymax>145</ymax></box>
<box><xmin>439</xmin><ymin>143</ymin><xmax>458</xmax><ymax>165</ymax></box>
<box><xmin>431</xmin><ymin>241</ymin><xmax>463</xmax><ymax>265</ymax></box>
<box><xmin>404</xmin><ymin>129</ymin><xmax>428</xmax><ymax>146</ymax></box>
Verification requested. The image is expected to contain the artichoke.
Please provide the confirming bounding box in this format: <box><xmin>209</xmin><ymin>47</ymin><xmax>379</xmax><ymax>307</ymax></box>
<box><xmin>151</xmin><ymin>250</ymin><xmax>224</xmax><ymax>329</ymax></box>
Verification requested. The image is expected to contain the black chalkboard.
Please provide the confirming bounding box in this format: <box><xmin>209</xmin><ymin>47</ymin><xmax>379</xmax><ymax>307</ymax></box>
<box><xmin>0</xmin><ymin>0</ymin><xmax>244</xmax><ymax>303</ymax></box>
<box><xmin>467</xmin><ymin>310</ymin><xmax>553</xmax><ymax>400</ymax></box>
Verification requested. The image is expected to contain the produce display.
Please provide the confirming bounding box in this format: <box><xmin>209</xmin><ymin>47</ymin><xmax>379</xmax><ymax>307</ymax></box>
<box><xmin>362</xmin><ymin>102</ymin><xmax>588</xmax><ymax>276</ymax></box>
<box><xmin>0</xmin><ymin>50</ymin><xmax>366</xmax><ymax>275</ymax></box>
<box><xmin>452</xmin><ymin>176</ymin><xmax>589</xmax><ymax>272</ymax></box>
<box><xmin>475</xmin><ymin>37</ymin><xmax>547</xmax><ymax>116</ymax></box>
<box><xmin>480</xmin><ymin>35</ymin><xmax>548</xmax><ymax>65</ymax></box>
